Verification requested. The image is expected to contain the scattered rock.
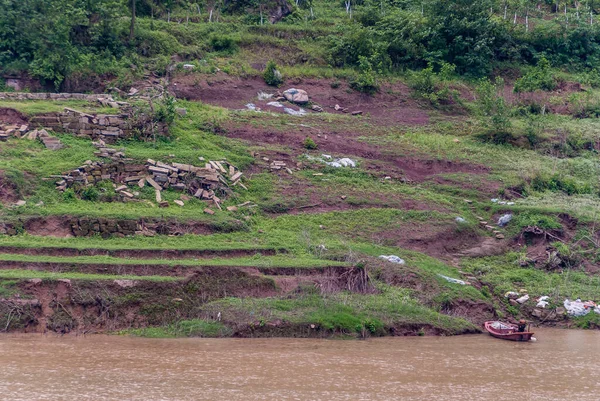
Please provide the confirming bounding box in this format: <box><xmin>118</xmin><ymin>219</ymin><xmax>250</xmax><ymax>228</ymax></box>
<box><xmin>158</xmin><ymin>201</ymin><xmax>169</xmax><ymax>208</ymax></box>
<box><xmin>283</xmin><ymin>88</ymin><xmax>309</xmax><ymax>104</ymax></box>
<box><xmin>183</xmin><ymin>64</ymin><xmax>195</xmax><ymax>71</ymax></box>
<box><xmin>114</xmin><ymin>279</ymin><xmax>137</xmax><ymax>288</ymax></box>
<box><xmin>175</xmin><ymin>108</ymin><xmax>187</xmax><ymax>116</ymax></box>
<box><xmin>204</xmin><ymin>208</ymin><xmax>215</xmax><ymax>215</ymax></box>
<box><xmin>311</xmin><ymin>105</ymin><xmax>323</xmax><ymax>112</ymax></box>
<box><xmin>173</xmin><ymin>200</ymin><xmax>184</xmax><ymax>207</ymax></box>
<box><xmin>351</xmin><ymin>110</ymin><xmax>363</xmax><ymax>116</ymax></box>
<box><xmin>226</xmin><ymin>206</ymin><xmax>238</xmax><ymax>212</ymax></box>
<box><xmin>14</xmin><ymin>200</ymin><xmax>26</xmax><ymax>207</ymax></box>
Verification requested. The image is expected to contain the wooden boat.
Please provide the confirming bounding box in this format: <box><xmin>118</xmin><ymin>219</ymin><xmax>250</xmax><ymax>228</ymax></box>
<box><xmin>484</xmin><ymin>321</ymin><xmax>534</xmax><ymax>342</ymax></box>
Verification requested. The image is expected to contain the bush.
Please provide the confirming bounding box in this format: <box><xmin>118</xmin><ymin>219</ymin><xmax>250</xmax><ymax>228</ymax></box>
<box><xmin>209</xmin><ymin>34</ymin><xmax>238</xmax><ymax>54</ymax></box>
<box><xmin>530</xmin><ymin>173</ymin><xmax>593</xmax><ymax>196</ymax></box>
<box><xmin>514</xmin><ymin>57</ymin><xmax>556</xmax><ymax>93</ymax></box>
<box><xmin>80</xmin><ymin>186</ymin><xmax>99</xmax><ymax>202</ymax></box>
<box><xmin>303</xmin><ymin>136</ymin><xmax>318</xmax><ymax>150</ymax></box>
<box><xmin>475</xmin><ymin>77</ymin><xmax>513</xmax><ymax>144</ymax></box>
<box><xmin>134</xmin><ymin>28</ymin><xmax>181</xmax><ymax>57</ymax></box>
<box><xmin>408</xmin><ymin>62</ymin><xmax>456</xmax><ymax>105</ymax></box>
<box><xmin>349</xmin><ymin>56</ymin><xmax>379</xmax><ymax>94</ymax></box>
<box><xmin>263</xmin><ymin>60</ymin><xmax>283</xmax><ymax>87</ymax></box>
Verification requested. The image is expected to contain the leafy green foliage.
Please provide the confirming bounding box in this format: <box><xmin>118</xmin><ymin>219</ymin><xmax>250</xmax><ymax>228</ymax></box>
<box><xmin>263</xmin><ymin>60</ymin><xmax>283</xmax><ymax>86</ymax></box>
<box><xmin>408</xmin><ymin>62</ymin><xmax>456</xmax><ymax>105</ymax></box>
<box><xmin>530</xmin><ymin>173</ymin><xmax>593</xmax><ymax>196</ymax></box>
<box><xmin>349</xmin><ymin>56</ymin><xmax>379</xmax><ymax>94</ymax></box>
<box><xmin>475</xmin><ymin>77</ymin><xmax>513</xmax><ymax>144</ymax></box>
<box><xmin>514</xmin><ymin>58</ymin><xmax>556</xmax><ymax>93</ymax></box>
<box><xmin>303</xmin><ymin>136</ymin><xmax>318</xmax><ymax>150</ymax></box>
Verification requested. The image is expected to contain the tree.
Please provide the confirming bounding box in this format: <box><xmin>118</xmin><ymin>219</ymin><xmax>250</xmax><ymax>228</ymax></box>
<box><xmin>130</xmin><ymin>0</ymin><xmax>136</xmax><ymax>42</ymax></box>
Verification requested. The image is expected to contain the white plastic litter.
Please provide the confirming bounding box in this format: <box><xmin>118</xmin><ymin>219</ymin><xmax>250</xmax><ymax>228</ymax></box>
<box><xmin>491</xmin><ymin>198</ymin><xmax>499</xmax><ymax>203</ymax></box>
<box><xmin>497</xmin><ymin>213</ymin><xmax>513</xmax><ymax>227</ymax></box>
<box><xmin>321</xmin><ymin>154</ymin><xmax>332</xmax><ymax>160</ymax></box>
<box><xmin>507</xmin><ymin>202</ymin><xmax>515</xmax><ymax>205</ymax></box>
<box><xmin>455</xmin><ymin>217</ymin><xmax>466</xmax><ymax>223</ymax></box>
<box><xmin>284</xmin><ymin>107</ymin><xmax>306</xmax><ymax>116</ymax></box>
<box><xmin>326</xmin><ymin>158</ymin><xmax>356</xmax><ymax>168</ymax></box>
<box><xmin>245</xmin><ymin>103</ymin><xmax>260</xmax><ymax>111</ymax></box>
<box><xmin>438</xmin><ymin>274</ymin><xmax>467</xmax><ymax>285</ymax></box>
<box><xmin>266</xmin><ymin>101</ymin><xmax>284</xmax><ymax>108</ymax></box>
<box><xmin>516</xmin><ymin>294</ymin><xmax>530</xmax><ymax>304</ymax></box>
<box><xmin>536</xmin><ymin>296</ymin><xmax>550</xmax><ymax>308</ymax></box>
<box><xmin>379</xmin><ymin>255</ymin><xmax>405</xmax><ymax>265</ymax></box>
<box><xmin>258</xmin><ymin>91</ymin><xmax>273</xmax><ymax>100</ymax></box>
<box><xmin>564</xmin><ymin>299</ymin><xmax>598</xmax><ymax>316</ymax></box>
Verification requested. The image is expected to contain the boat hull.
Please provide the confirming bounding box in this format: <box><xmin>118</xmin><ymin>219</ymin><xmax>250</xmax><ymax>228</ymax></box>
<box><xmin>484</xmin><ymin>321</ymin><xmax>534</xmax><ymax>342</ymax></box>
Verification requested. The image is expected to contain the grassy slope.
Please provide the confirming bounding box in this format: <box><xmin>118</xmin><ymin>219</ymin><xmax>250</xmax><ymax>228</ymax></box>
<box><xmin>1</xmin><ymin>4</ymin><xmax>600</xmax><ymax>337</ymax></box>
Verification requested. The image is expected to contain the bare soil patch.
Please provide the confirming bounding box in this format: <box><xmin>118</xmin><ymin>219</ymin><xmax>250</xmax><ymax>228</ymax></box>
<box><xmin>0</xmin><ymin>108</ymin><xmax>28</xmax><ymax>125</ymax></box>
<box><xmin>0</xmin><ymin>246</ymin><xmax>281</xmax><ymax>259</ymax></box>
<box><xmin>0</xmin><ymin>170</ymin><xmax>19</xmax><ymax>204</ymax></box>
<box><xmin>171</xmin><ymin>74</ymin><xmax>430</xmax><ymax>126</ymax></box>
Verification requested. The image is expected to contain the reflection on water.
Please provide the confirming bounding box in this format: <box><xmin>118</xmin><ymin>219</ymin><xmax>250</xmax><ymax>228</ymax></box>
<box><xmin>0</xmin><ymin>329</ymin><xmax>598</xmax><ymax>400</ymax></box>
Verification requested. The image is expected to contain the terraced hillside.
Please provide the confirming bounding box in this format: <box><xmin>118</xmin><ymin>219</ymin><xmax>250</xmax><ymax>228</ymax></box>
<box><xmin>1</xmin><ymin>0</ymin><xmax>600</xmax><ymax>337</ymax></box>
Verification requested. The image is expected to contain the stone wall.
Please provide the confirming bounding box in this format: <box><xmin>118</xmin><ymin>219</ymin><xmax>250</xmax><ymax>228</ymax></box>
<box><xmin>29</xmin><ymin>109</ymin><xmax>133</xmax><ymax>142</ymax></box>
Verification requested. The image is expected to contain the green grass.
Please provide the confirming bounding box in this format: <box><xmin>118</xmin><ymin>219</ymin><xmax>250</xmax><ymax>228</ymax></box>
<box><xmin>0</xmin><ymin>253</ymin><xmax>348</xmax><ymax>268</ymax></box>
<box><xmin>461</xmin><ymin>252</ymin><xmax>600</xmax><ymax>301</ymax></box>
<box><xmin>201</xmin><ymin>287</ymin><xmax>479</xmax><ymax>336</ymax></box>
<box><xmin>0</xmin><ymin>100</ymin><xmax>119</xmax><ymax>116</ymax></box>
<box><xmin>121</xmin><ymin>319</ymin><xmax>233</xmax><ymax>338</ymax></box>
<box><xmin>0</xmin><ymin>269</ymin><xmax>180</xmax><ymax>281</ymax></box>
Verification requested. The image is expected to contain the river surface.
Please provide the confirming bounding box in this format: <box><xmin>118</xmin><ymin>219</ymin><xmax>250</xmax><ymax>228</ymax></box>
<box><xmin>0</xmin><ymin>329</ymin><xmax>598</xmax><ymax>400</ymax></box>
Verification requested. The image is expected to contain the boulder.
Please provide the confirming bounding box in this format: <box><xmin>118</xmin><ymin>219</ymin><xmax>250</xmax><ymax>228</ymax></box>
<box><xmin>283</xmin><ymin>88</ymin><xmax>309</xmax><ymax>104</ymax></box>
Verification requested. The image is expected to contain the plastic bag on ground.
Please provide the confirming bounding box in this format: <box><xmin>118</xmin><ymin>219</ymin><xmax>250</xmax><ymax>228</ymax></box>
<box><xmin>438</xmin><ymin>274</ymin><xmax>466</xmax><ymax>285</ymax></box>
<box><xmin>379</xmin><ymin>255</ymin><xmax>405</xmax><ymax>265</ymax></box>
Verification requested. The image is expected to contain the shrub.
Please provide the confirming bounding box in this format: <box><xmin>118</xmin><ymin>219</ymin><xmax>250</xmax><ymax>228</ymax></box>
<box><xmin>514</xmin><ymin>57</ymin><xmax>556</xmax><ymax>93</ymax></box>
<box><xmin>209</xmin><ymin>34</ymin><xmax>238</xmax><ymax>54</ymax></box>
<box><xmin>349</xmin><ymin>56</ymin><xmax>379</xmax><ymax>94</ymax></box>
<box><xmin>530</xmin><ymin>173</ymin><xmax>593</xmax><ymax>196</ymax></box>
<box><xmin>155</xmin><ymin>95</ymin><xmax>177</xmax><ymax>125</ymax></box>
<box><xmin>263</xmin><ymin>60</ymin><xmax>283</xmax><ymax>87</ymax></box>
<box><xmin>303</xmin><ymin>136</ymin><xmax>318</xmax><ymax>150</ymax></box>
<box><xmin>475</xmin><ymin>77</ymin><xmax>513</xmax><ymax>144</ymax></box>
<box><xmin>80</xmin><ymin>186</ymin><xmax>99</xmax><ymax>202</ymax></box>
<box><xmin>408</xmin><ymin>62</ymin><xmax>456</xmax><ymax>105</ymax></box>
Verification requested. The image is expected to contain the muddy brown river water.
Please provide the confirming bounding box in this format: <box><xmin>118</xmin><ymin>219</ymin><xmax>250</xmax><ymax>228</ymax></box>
<box><xmin>0</xmin><ymin>329</ymin><xmax>598</xmax><ymax>400</ymax></box>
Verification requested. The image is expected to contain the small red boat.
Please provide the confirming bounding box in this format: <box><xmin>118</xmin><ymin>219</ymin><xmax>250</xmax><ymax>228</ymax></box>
<box><xmin>484</xmin><ymin>321</ymin><xmax>534</xmax><ymax>342</ymax></box>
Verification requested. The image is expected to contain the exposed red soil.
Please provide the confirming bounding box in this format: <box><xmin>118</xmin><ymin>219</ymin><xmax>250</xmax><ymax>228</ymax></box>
<box><xmin>171</xmin><ymin>74</ymin><xmax>430</xmax><ymax>126</ymax></box>
<box><xmin>0</xmin><ymin>246</ymin><xmax>282</xmax><ymax>259</ymax></box>
<box><xmin>457</xmin><ymin>237</ymin><xmax>509</xmax><ymax>258</ymax></box>
<box><xmin>23</xmin><ymin>216</ymin><xmax>73</xmax><ymax>237</ymax></box>
<box><xmin>377</xmin><ymin>224</ymin><xmax>485</xmax><ymax>261</ymax></box>
<box><xmin>229</xmin><ymin>124</ymin><xmax>490</xmax><ymax>185</ymax></box>
<box><xmin>459</xmin><ymin>80</ymin><xmax>585</xmax><ymax>115</ymax></box>
<box><xmin>0</xmin><ymin>260</ymin><xmax>347</xmax><ymax>277</ymax></box>
<box><xmin>0</xmin><ymin>170</ymin><xmax>19</xmax><ymax>204</ymax></box>
<box><xmin>6</xmin><ymin>269</ymin><xmax>279</xmax><ymax>334</ymax></box>
<box><xmin>6</xmin><ymin>215</ymin><xmax>237</xmax><ymax>238</ymax></box>
<box><xmin>440</xmin><ymin>299</ymin><xmax>497</xmax><ymax>326</ymax></box>
<box><xmin>0</xmin><ymin>108</ymin><xmax>28</xmax><ymax>125</ymax></box>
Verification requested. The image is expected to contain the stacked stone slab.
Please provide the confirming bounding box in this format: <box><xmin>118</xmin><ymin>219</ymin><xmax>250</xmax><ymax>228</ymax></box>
<box><xmin>55</xmin><ymin>158</ymin><xmax>246</xmax><ymax>208</ymax></box>
<box><xmin>28</xmin><ymin>109</ymin><xmax>133</xmax><ymax>143</ymax></box>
